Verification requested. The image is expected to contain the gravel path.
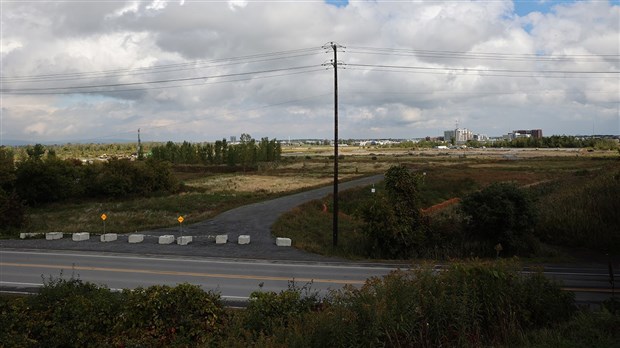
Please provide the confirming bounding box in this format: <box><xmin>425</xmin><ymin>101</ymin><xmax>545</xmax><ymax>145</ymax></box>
<box><xmin>0</xmin><ymin>175</ymin><xmax>383</xmax><ymax>262</ymax></box>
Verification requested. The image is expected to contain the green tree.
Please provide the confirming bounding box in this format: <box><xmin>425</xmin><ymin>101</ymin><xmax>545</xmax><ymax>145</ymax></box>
<box><xmin>460</xmin><ymin>182</ymin><xmax>537</xmax><ymax>254</ymax></box>
<box><xmin>26</xmin><ymin>143</ymin><xmax>46</xmax><ymax>161</ymax></box>
<box><xmin>0</xmin><ymin>147</ymin><xmax>16</xmax><ymax>191</ymax></box>
<box><xmin>15</xmin><ymin>157</ymin><xmax>82</xmax><ymax>205</ymax></box>
<box><xmin>361</xmin><ymin>165</ymin><xmax>426</xmax><ymax>258</ymax></box>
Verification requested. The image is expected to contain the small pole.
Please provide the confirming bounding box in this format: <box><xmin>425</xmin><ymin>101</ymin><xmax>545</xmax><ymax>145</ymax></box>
<box><xmin>178</xmin><ymin>216</ymin><xmax>184</xmax><ymax>240</ymax></box>
<box><xmin>101</xmin><ymin>213</ymin><xmax>107</xmax><ymax>235</ymax></box>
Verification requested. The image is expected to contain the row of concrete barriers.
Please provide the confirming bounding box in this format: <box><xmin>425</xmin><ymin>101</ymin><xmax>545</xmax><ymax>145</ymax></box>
<box><xmin>20</xmin><ymin>232</ymin><xmax>292</xmax><ymax>247</ymax></box>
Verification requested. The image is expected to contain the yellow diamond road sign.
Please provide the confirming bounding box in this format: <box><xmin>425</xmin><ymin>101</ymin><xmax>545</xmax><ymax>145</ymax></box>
<box><xmin>178</xmin><ymin>216</ymin><xmax>184</xmax><ymax>223</ymax></box>
<box><xmin>101</xmin><ymin>213</ymin><xmax>107</xmax><ymax>221</ymax></box>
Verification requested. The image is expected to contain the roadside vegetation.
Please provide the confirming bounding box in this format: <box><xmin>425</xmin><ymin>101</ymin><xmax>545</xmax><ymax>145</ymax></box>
<box><xmin>3</xmin><ymin>260</ymin><xmax>618</xmax><ymax>347</ymax></box>
<box><xmin>274</xmin><ymin>156</ymin><xmax>620</xmax><ymax>259</ymax></box>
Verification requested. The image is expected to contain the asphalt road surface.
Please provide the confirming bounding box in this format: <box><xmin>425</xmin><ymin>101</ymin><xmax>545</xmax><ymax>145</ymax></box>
<box><xmin>1</xmin><ymin>250</ymin><xmax>616</xmax><ymax>306</ymax></box>
<box><xmin>0</xmin><ymin>249</ymin><xmax>398</xmax><ymax>302</ymax></box>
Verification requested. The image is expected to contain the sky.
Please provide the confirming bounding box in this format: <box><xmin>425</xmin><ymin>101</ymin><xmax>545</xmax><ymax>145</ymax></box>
<box><xmin>1</xmin><ymin>0</ymin><xmax>619</xmax><ymax>144</ymax></box>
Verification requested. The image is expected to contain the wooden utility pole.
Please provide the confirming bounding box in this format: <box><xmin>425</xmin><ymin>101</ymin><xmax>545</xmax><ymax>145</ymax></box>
<box><xmin>323</xmin><ymin>42</ymin><xmax>343</xmax><ymax>247</ymax></box>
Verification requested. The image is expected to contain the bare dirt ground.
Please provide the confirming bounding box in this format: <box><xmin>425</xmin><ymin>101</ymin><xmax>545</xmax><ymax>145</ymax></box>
<box><xmin>186</xmin><ymin>174</ymin><xmax>359</xmax><ymax>193</ymax></box>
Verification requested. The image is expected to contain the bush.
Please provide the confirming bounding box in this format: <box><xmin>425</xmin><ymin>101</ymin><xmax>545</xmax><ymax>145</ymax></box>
<box><xmin>21</xmin><ymin>276</ymin><xmax>122</xmax><ymax>347</ymax></box>
<box><xmin>243</xmin><ymin>281</ymin><xmax>320</xmax><ymax>336</ymax></box>
<box><xmin>535</xmin><ymin>169</ymin><xmax>620</xmax><ymax>252</ymax></box>
<box><xmin>460</xmin><ymin>182</ymin><xmax>537</xmax><ymax>255</ymax></box>
<box><xmin>116</xmin><ymin>283</ymin><xmax>224</xmax><ymax>347</ymax></box>
<box><xmin>254</xmin><ymin>260</ymin><xmax>575</xmax><ymax>347</ymax></box>
<box><xmin>15</xmin><ymin>158</ymin><xmax>82</xmax><ymax>205</ymax></box>
<box><xmin>0</xmin><ymin>189</ymin><xmax>26</xmax><ymax>235</ymax></box>
<box><xmin>361</xmin><ymin>165</ymin><xmax>427</xmax><ymax>258</ymax></box>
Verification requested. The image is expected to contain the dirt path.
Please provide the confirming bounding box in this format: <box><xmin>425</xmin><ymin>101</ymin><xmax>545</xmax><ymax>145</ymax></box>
<box><xmin>0</xmin><ymin>175</ymin><xmax>384</xmax><ymax>262</ymax></box>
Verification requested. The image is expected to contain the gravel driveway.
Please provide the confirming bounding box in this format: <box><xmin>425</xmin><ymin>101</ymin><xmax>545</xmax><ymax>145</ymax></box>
<box><xmin>0</xmin><ymin>175</ymin><xmax>383</xmax><ymax>262</ymax></box>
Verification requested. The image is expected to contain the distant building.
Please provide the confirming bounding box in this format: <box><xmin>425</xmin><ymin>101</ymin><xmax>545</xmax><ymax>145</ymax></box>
<box><xmin>474</xmin><ymin>134</ymin><xmax>488</xmax><ymax>141</ymax></box>
<box><xmin>455</xmin><ymin>128</ymin><xmax>473</xmax><ymax>144</ymax></box>
<box><xmin>444</xmin><ymin>130</ymin><xmax>455</xmax><ymax>142</ymax></box>
<box><xmin>510</xmin><ymin>129</ymin><xmax>543</xmax><ymax>139</ymax></box>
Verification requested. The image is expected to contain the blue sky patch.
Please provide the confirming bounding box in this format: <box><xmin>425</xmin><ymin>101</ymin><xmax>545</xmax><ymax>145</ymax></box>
<box><xmin>325</xmin><ymin>0</ymin><xmax>349</xmax><ymax>8</ymax></box>
<box><xmin>514</xmin><ymin>0</ymin><xmax>619</xmax><ymax>16</ymax></box>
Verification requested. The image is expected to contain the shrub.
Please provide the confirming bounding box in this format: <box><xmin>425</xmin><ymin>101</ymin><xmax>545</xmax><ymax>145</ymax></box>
<box><xmin>244</xmin><ymin>281</ymin><xmax>320</xmax><ymax>336</ymax></box>
<box><xmin>115</xmin><ymin>283</ymin><xmax>225</xmax><ymax>347</ymax></box>
<box><xmin>535</xmin><ymin>169</ymin><xmax>620</xmax><ymax>252</ymax></box>
<box><xmin>0</xmin><ymin>189</ymin><xmax>26</xmax><ymax>235</ymax></box>
<box><xmin>15</xmin><ymin>158</ymin><xmax>82</xmax><ymax>205</ymax></box>
<box><xmin>460</xmin><ymin>182</ymin><xmax>537</xmax><ymax>255</ymax></box>
<box><xmin>21</xmin><ymin>276</ymin><xmax>122</xmax><ymax>347</ymax></box>
<box><xmin>361</xmin><ymin>165</ymin><xmax>427</xmax><ymax>258</ymax></box>
<box><xmin>282</xmin><ymin>261</ymin><xmax>574</xmax><ymax>347</ymax></box>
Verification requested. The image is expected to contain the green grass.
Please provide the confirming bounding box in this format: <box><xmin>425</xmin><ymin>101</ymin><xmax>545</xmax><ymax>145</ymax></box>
<box><xmin>272</xmin><ymin>156</ymin><xmax>620</xmax><ymax>259</ymax></box>
<box><xmin>21</xmin><ymin>190</ymin><xmax>279</xmax><ymax>234</ymax></box>
<box><xmin>12</xmin><ymin>153</ymin><xmax>620</xmax><ymax>246</ymax></box>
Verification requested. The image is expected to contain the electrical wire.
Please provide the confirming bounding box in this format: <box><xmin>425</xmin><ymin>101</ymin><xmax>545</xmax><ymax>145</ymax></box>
<box><xmin>345</xmin><ymin>65</ymin><xmax>619</xmax><ymax>79</ymax></box>
<box><xmin>1</xmin><ymin>65</ymin><xmax>322</xmax><ymax>94</ymax></box>
<box><xmin>5</xmin><ymin>68</ymin><xmax>328</xmax><ymax>95</ymax></box>
<box><xmin>0</xmin><ymin>46</ymin><xmax>324</xmax><ymax>82</ymax></box>
<box><xmin>346</xmin><ymin>45</ymin><xmax>620</xmax><ymax>63</ymax></box>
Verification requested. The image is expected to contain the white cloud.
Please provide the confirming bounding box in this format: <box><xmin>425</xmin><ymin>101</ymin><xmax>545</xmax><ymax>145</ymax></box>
<box><xmin>1</xmin><ymin>0</ymin><xmax>618</xmax><ymax>144</ymax></box>
<box><xmin>228</xmin><ymin>0</ymin><xmax>248</xmax><ymax>12</ymax></box>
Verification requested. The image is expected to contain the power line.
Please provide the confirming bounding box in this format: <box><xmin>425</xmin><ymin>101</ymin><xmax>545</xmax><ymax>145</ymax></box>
<box><xmin>345</xmin><ymin>65</ymin><xmax>619</xmax><ymax>79</ymax></box>
<box><xmin>346</xmin><ymin>63</ymin><xmax>619</xmax><ymax>75</ymax></box>
<box><xmin>1</xmin><ymin>65</ymin><xmax>321</xmax><ymax>94</ymax></box>
<box><xmin>346</xmin><ymin>45</ymin><xmax>620</xmax><ymax>62</ymax></box>
<box><xmin>0</xmin><ymin>47</ymin><xmax>324</xmax><ymax>82</ymax></box>
<box><xmin>3</xmin><ymin>68</ymin><xmax>327</xmax><ymax>96</ymax></box>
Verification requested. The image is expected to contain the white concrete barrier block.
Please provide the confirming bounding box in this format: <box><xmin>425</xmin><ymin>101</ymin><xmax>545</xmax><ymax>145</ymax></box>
<box><xmin>128</xmin><ymin>234</ymin><xmax>144</xmax><ymax>243</ymax></box>
<box><xmin>159</xmin><ymin>235</ymin><xmax>175</xmax><ymax>244</ymax></box>
<box><xmin>177</xmin><ymin>236</ymin><xmax>193</xmax><ymax>245</ymax></box>
<box><xmin>238</xmin><ymin>235</ymin><xmax>251</xmax><ymax>245</ymax></box>
<box><xmin>100</xmin><ymin>233</ymin><xmax>118</xmax><ymax>242</ymax></box>
<box><xmin>215</xmin><ymin>234</ymin><xmax>228</xmax><ymax>244</ymax></box>
<box><xmin>45</xmin><ymin>232</ymin><xmax>63</xmax><ymax>240</ymax></box>
<box><xmin>20</xmin><ymin>232</ymin><xmax>41</xmax><ymax>239</ymax></box>
<box><xmin>72</xmin><ymin>232</ymin><xmax>90</xmax><ymax>241</ymax></box>
<box><xmin>276</xmin><ymin>237</ymin><xmax>292</xmax><ymax>247</ymax></box>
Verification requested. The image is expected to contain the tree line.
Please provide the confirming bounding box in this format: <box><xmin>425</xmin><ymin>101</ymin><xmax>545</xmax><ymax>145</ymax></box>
<box><xmin>150</xmin><ymin>134</ymin><xmax>282</xmax><ymax>169</ymax></box>
<box><xmin>0</xmin><ymin>145</ymin><xmax>178</xmax><ymax>235</ymax></box>
<box><xmin>481</xmin><ymin>135</ymin><xmax>619</xmax><ymax>149</ymax></box>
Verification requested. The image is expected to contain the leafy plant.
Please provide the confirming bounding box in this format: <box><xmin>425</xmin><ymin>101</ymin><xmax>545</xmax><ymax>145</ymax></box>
<box><xmin>460</xmin><ymin>182</ymin><xmax>537</xmax><ymax>255</ymax></box>
<box><xmin>361</xmin><ymin>165</ymin><xmax>427</xmax><ymax>258</ymax></box>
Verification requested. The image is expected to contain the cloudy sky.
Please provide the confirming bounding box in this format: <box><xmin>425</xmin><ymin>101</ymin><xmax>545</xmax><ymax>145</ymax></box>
<box><xmin>1</xmin><ymin>0</ymin><xmax>619</xmax><ymax>144</ymax></box>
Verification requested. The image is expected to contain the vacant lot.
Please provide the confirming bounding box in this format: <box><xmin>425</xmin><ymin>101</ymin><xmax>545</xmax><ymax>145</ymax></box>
<box><xmin>19</xmin><ymin>147</ymin><xmax>619</xmax><ymax>235</ymax></box>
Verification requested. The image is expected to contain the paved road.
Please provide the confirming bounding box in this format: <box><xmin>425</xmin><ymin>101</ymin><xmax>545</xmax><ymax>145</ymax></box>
<box><xmin>0</xmin><ymin>175</ymin><xmax>384</xmax><ymax>261</ymax></box>
<box><xmin>0</xmin><ymin>249</ymin><xmax>398</xmax><ymax>301</ymax></box>
<box><xmin>1</xmin><ymin>250</ymin><xmax>616</xmax><ymax>305</ymax></box>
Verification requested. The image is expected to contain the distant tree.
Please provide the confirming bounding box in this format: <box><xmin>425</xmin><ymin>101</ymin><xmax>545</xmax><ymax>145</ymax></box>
<box><xmin>15</xmin><ymin>157</ymin><xmax>81</xmax><ymax>205</ymax></box>
<box><xmin>0</xmin><ymin>147</ymin><xmax>16</xmax><ymax>191</ymax></box>
<box><xmin>214</xmin><ymin>140</ymin><xmax>223</xmax><ymax>164</ymax></box>
<box><xmin>26</xmin><ymin>144</ymin><xmax>46</xmax><ymax>161</ymax></box>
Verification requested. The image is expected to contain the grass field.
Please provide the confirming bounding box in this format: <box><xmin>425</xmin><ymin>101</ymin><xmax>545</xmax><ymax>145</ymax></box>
<box><xmin>17</xmin><ymin>147</ymin><xmax>620</xmax><ymax>239</ymax></box>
